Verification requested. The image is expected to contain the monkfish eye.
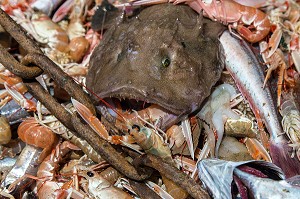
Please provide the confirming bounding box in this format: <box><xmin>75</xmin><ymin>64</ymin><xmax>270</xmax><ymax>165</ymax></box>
<box><xmin>87</xmin><ymin>171</ymin><xmax>94</xmax><ymax>177</ymax></box>
<box><xmin>161</xmin><ymin>56</ymin><xmax>171</xmax><ymax>68</ymax></box>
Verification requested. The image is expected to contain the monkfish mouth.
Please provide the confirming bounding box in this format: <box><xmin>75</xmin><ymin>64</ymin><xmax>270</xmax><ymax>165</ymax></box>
<box><xmin>95</xmin><ymin>86</ymin><xmax>187</xmax><ymax>115</ymax></box>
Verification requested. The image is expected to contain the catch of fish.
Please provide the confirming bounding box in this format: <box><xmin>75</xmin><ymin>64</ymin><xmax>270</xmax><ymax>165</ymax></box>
<box><xmin>0</xmin><ymin>0</ymin><xmax>300</xmax><ymax>198</ymax></box>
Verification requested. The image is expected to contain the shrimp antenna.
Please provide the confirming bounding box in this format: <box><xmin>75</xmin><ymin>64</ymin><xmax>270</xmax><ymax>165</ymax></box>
<box><xmin>71</xmin><ymin>77</ymin><xmax>127</xmax><ymax>122</ymax></box>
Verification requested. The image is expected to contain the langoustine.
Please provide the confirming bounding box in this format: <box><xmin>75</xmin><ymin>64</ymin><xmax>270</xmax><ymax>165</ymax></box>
<box><xmin>17</xmin><ymin>117</ymin><xmax>58</xmax><ymax>160</ymax></box>
<box><xmin>36</xmin><ymin>141</ymin><xmax>80</xmax><ymax>199</ymax></box>
<box><xmin>173</xmin><ymin>0</ymin><xmax>270</xmax><ymax>43</ymax></box>
<box><xmin>77</xmin><ymin>166</ymin><xmax>132</xmax><ymax>199</ymax></box>
<box><xmin>280</xmin><ymin>91</ymin><xmax>300</xmax><ymax>160</ymax></box>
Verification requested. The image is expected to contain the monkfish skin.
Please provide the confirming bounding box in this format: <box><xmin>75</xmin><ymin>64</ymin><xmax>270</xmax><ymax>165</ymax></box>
<box><xmin>220</xmin><ymin>30</ymin><xmax>300</xmax><ymax>177</ymax></box>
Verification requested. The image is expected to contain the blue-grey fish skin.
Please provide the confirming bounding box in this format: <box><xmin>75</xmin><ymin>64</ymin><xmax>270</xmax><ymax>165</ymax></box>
<box><xmin>1</xmin><ymin>145</ymin><xmax>42</xmax><ymax>195</ymax></box>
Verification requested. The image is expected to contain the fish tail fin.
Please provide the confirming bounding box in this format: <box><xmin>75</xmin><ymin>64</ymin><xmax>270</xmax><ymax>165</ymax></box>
<box><xmin>270</xmin><ymin>137</ymin><xmax>300</xmax><ymax>178</ymax></box>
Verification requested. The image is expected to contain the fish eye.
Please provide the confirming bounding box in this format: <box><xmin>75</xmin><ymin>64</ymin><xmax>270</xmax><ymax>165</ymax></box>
<box><xmin>181</xmin><ymin>41</ymin><xmax>186</xmax><ymax>48</ymax></box>
<box><xmin>161</xmin><ymin>56</ymin><xmax>171</xmax><ymax>68</ymax></box>
<box><xmin>132</xmin><ymin>124</ymin><xmax>140</xmax><ymax>132</ymax></box>
<box><xmin>87</xmin><ymin>171</ymin><xmax>94</xmax><ymax>177</ymax></box>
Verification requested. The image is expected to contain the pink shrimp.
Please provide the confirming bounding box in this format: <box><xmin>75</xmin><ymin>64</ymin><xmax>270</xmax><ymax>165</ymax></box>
<box><xmin>174</xmin><ymin>0</ymin><xmax>271</xmax><ymax>43</ymax></box>
<box><xmin>17</xmin><ymin>117</ymin><xmax>58</xmax><ymax>160</ymax></box>
<box><xmin>36</xmin><ymin>141</ymin><xmax>80</xmax><ymax>199</ymax></box>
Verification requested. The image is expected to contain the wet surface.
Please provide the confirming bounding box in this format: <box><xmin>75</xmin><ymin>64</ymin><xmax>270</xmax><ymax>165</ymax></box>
<box><xmin>87</xmin><ymin>4</ymin><xmax>225</xmax><ymax>115</ymax></box>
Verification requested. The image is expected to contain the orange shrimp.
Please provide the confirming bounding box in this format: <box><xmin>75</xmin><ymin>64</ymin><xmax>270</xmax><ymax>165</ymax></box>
<box><xmin>260</xmin><ymin>41</ymin><xmax>291</xmax><ymax>106</ymax></box>
<box><xmin>0</xmin><ymin>71</ymin><xmax>29</xmax><ymax>107</ymax></box>
<box><xmin>71</xmin><ymin>98</ymin><xmax>135</xmax><ymax>145</ymax></box>
<box><xmin>17</xmin><ymin>117</ymin><xmax>58</xmax><ymax>160</ymax></box>
<box><xmin>173</xmin><ymin>0</ymin><xmax>271</xmax><ymax>43</ymax></box>
<box><xmin>36</xmin><ymin>141</ymin><xmax>80</xmax><ymax>199</ymax></box>
<box><xmin>115</xmin><ymin>0</ymin><xmax>270</xmax><ymax>43</ymax></box>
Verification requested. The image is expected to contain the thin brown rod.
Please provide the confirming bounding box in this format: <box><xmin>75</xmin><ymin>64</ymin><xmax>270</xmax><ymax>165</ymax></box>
<box><xmin>0</xmin><ymin>44</ymin><xmax>43</xmax><ymax>78</ymax></box>
<box><xmin>134</xmin><ymin>154</ymin><xmax>210</xmax><ymax>199</ymax></box>
<box><xmin>22</xmin><ymin>53</ymin><xmax>96</xmax><ymax>115</ymax></box>
<box><xmin>25</xmin><ymin>82</ymin><xmax>75</xmax><ymax>131</ymax></box>
<box><xmin>129</xmin><ymin>179</ymin><xmax>161</xmax><ymax>199</ymax></box>
<box><xmin>26</xmin><ymin>82</ymin><xmax>150</xmax><ymax>181</ymax></box>
<box><xmin>0</xmin><ymin>8</ymin><xmax>42</xmax><ymax>54</ymax></box>
<box><xmin>26</xmin><ymin>83</ymin><xmax>103</xmax><ymax>163</ymax></box>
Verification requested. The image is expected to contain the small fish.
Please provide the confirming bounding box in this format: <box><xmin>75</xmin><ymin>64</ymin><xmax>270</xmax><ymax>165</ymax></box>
<box><xmin>234</xmin><ymin>168</ymin><xmax>300</xmax><ymax>198</ymax></box>
<box><xmin>0</xmin><ymin>95</ymin><xmax>30</xmax><ymax>125</ymax></box>
<box><xmin>197</xmin><ymin>158</ymin><xmax>285</xmax><ymax>199</ymax></box>
<box><xmin>0</xmin><ymin>157</ymin><xmax>16</xmax><ymax>175</ymax></box>
<box><xmin>1</xmin><ymin>145</ymin><xmax>42</xmax><ymax>195</ymax></box>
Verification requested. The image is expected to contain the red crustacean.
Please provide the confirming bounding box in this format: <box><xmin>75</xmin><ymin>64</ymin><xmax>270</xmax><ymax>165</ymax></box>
<box><xmin>115</xmin><ymin>0</ymin><xmax>271</xmax><ymax>43</ymax></box>
<box><xmin>172</xmin><ymin>0</ymin><xmax>271</xmax><ymax>43</ymax></box>
<box><xmin>17</xmin><ymin>117</ymin><xmax>58</xmax><ymax>160</ymax></box>
<box><xmin>36</xmin><ymin>141</ymin><xmax>80</xmax><ymax>199</ymax></box>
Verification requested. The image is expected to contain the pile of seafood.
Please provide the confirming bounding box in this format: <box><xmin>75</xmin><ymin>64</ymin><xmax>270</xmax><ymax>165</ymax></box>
<box><xmin>0</xmin><ymin>0</ymin><xmax>300</xmax><ymax>198</ymax></box>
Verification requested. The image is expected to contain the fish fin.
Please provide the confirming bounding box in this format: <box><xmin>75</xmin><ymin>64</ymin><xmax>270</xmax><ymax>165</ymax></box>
<box><xmin>270</xmin><ymin>136</ymin><xmax>300</xmax><ymax>178</ymax></box>
<box><xmin>91</xmin><ymin>0</ymin><xmax>122</xmax><ymax>31</ymax></box>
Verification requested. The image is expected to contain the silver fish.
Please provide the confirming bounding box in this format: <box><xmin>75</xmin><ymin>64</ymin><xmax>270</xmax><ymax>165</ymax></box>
<box><xmin>0</xmin><ymin>157</ymin><xmax>16</xmax><ymax>181</ymax></box>
<box><xmin>197</xmin><ymin>158</ymin><xmax>284</xmax><ymax>199</ymax></box>
<box><xmin>220</xmin><ymin>30</ymin><xmax>300</xmax><ymax>177</ymax></box>
<box><xmin>0</xmin><ymin>157</ymin><xmax>16</xmax><ymax>171</ymax></box>
<box><xmin>0</xmin><ymin>94</ymin><xmax>30</xmax><ymax>125</ymax></box>
<box><xmin>234</xmin><ymin>168</ymin><xmax>300</xmax><ymax>198</ymax></box>
<box><xmin>286</xmin><ymin>175</ymin><xmax>300</xmax><ymax>187</ymax></box>
<box><xmin>1</xmin><ymin>145</ymin><xmax>42</xmax><ymax>195</ymax></box>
